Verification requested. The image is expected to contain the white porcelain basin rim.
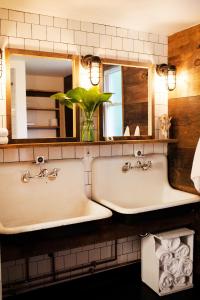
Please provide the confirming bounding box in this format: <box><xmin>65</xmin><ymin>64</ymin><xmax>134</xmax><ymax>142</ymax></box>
<box><xmin>0</xmin><ymin>159</ymin><xmax>112</xmax><ymax>234</ymax></box>
<box><xmin>91</xmin><ymin>154</ymin><xmax>200</xmax><ymax>214</ymax></box>
<box><xmin>0</xmin><ymin>200</ymin><xmax>112</xmax><ymax>234</ymax></box>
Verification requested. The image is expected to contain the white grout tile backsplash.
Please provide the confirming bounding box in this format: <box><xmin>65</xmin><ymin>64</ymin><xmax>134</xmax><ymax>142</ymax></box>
<box><xmin>60</xmin><ymin>28</ymin><xmax>74</xmax><ymax>44</ymax></box>
<box><xmin>81</xmin><ymin>21</ymin><xmax>93</xmax><ymax>33</ymax></box>
<box><xmin>9</xmin><ymin>10</ymin><xmax>24</xmax><ymax>22</ymax></box>
<box><xmin>33</xmin><ymin>147</ymin><xmax>49</xmax><ymax>160</ymax></box>
<box><xmin>0</xmin><ymin>6</ymin><xmax>169</xmax><ymax>291</ymax></box>
<box><xmin>3</xmin><ymin>148</ymin><xmax>19</xmax><ymax>162</ymax></box>
<box><xmin>47</xmin><ymin>26</ymin><xmax>61</xmax><ymax>42</ymax></box>
<box><xmin>1</xmin><ymin>19</ymin><xmax>17</xmax><ymax>36</ymax></box>
<box><xmin>25</xmin><ymin>12</ymin><xmax>39</xmax><ymax>24</ymax></box>
<box><xmin>17</xmin><ymin>22</ymin><xmax>31</xmax><ymax>38</ymax></box>
<box><xmin>111</xmin><ymin>144</ymin><xmax>123</xmax><ymax>156</ymax></box>
<box><xmin>0</xmin><ymin>149</ymin><xmax>3</xmax><ymax>162</ymax></box>
<box><xmin>0</xmin><ymin>8</ymin><xmax>8</xmax><ymax>19</ymax></box>
<box><xmin>68</xmin><ymin>19</ymin><xmax>81</xmax><ymax>31</ymax></box>
<box><xmin>48</xmin><ymin>146</ymin><xmax>62</xmax><ymax>160</ymax></box>
<box><xmin>9</xmin><ymin>36</ymin><xmax>24</xmax><ymax>49</ymax></box>
<box><xmin>32</xmin><ymin>24</ymin><xmax>46</xmax><ymax>40</ymax></box>
<box><xmin>61</xmin><ymin>146</ymin><xmax>76</xmax><ymax>159</ymax></box>
<box><xmin>87</xmin><ymin>32</ymin><xmax>100</xmax><ymax>47</ymax></box>
<box><xmin>100</xmin><ymin>145</ymin><xmax>112</xmax><ymax>157</ymax></box>
<box><xmin>19</xmin><ymin>147</ymin><xmax>34</xmax><ymax>162</ymax></box>
<box><xmin>25</xmin><ymin>38</ymin><xmax>40</xmax><ymax>50</ymax></box>
<box><xmin>40</xmin><ymin>14</ymin><xmax>53</xmax><ymax>26</ymax></box>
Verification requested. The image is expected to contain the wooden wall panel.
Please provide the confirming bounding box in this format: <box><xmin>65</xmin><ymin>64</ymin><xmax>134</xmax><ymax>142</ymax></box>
<box><xmin>122</xmin><ymin>66</ymin><xmax>148</xmax><ymax>135</ymax></box>
<box><xmin>168</xmin><ymin>24</ymin><xmax>200</xmax><ymax>194</ymax></box>
<box><xmin>169</xmin><ymin>24</ymin><xmax>200</xmax><ymax>99</ymax></box>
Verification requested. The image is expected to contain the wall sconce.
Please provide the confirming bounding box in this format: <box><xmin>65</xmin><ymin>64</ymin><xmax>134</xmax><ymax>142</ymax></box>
<box><xmin>156</xmin><ymin>64</ymin><xmax>176</xmax><ymax>91</ymax></box>
<box><xmin>81</xmin><ymin>55</ymin><xmax>101</xmax><ymax>86</ymax></box>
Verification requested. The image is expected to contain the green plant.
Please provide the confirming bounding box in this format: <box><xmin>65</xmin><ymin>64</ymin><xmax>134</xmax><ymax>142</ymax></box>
<box><xmin>51</xmin><ymin>86</ymin><xmax>112</xmax><ymax>141</ymax></box>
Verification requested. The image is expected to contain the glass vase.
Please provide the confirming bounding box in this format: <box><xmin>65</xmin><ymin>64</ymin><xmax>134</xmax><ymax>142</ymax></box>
<box><xmin>81</xmin><ymin>116</ymin><xmax>95</xmax><ymax>142</ymax></box>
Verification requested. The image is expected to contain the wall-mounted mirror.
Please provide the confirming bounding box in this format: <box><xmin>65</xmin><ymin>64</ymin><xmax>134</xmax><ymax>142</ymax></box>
<box><xmin>100</xmin><ymin>59</ymin><xmax>154</xmax><ymax>139</ymax></box>
<box><xmin>6</xmin><ymin>49</ymin><xmax>79</xmax><ymax>142</ymax></box>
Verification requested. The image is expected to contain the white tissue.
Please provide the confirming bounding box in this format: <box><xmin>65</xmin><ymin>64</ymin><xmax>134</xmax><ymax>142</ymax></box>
<box><xmin>174</xmin><ymin>243</ymin><xmax>190</xmax><ymax>259</ymax></box>
<box><xmin>164</xmin><ymin>258</ymin><xmax>180</xmax><ymax>275</ymax></box>
<box><xmin>0</xmin><ymin>128</ymin><xmax>8</xmax><ymax>137</ymax></box>
<box><xmin>174</xmin><ymin>275</ymin><xmax>186</xmax><ymax>286</ymax></box>
<box><xmin>134</xmin><ymin>125</ymin><xmax>140</xmax><ymax>136</ymax></box>
<box><xmin>156</xmin><ymin>246</ymin><xmax>173</xmax><ymax>265</ymax></box>
<box><xmin>0</xmin><ymin>136</ymin><xmax>8</xmax><ymax>144</ymax></box>
<box><xmin>159</xmin><ymin>271</ymin><xmax>174</xmax><ymax>291</ymax></box>
<box><xmin>124</xmin><ymin>126</ymin><xmax>130</xmax><ymax>136</ymax></box>
<box><xmin>179</xmin><ymin>257</ymin><xmax>193</xmax><ymax>276</ymax></box>
<box><xmin>191</xmin><ymin>138</ymin><xmax>200</xmax><ymax>192</ymax></box>
<box><xmin>161</xmin><ymin>238</ymin><xmax>181</xmax><ymax>252</ymax></box>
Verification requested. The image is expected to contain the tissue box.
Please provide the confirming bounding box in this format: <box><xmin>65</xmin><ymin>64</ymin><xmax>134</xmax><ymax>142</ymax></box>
<box><xmin>141</xmin><ymin>228</ymin><xmax>194</xmax><ymax>296</ymax></box>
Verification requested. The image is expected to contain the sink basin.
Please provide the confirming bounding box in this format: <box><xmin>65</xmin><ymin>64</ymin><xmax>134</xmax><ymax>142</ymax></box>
<box><xmin>0</xmin><ymin>159</ymin><xmax>112</xmax><ymax>234</ymax></box>
<box><xmin>91</xmin><ymin>154</ymin><xmax>200</xmax><ymax>214</ymax></box>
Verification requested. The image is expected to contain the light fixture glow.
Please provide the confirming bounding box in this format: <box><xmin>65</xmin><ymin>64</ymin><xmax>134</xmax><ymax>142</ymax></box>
<box><xmin>156</xmin><ymin>64</ymin><xmax>176</xmax><ymax>91</ymax></box>
<box><xmin>81</xmin><ymin>55</ymin><xmax>101</xmax><ymax>86</ymax></box>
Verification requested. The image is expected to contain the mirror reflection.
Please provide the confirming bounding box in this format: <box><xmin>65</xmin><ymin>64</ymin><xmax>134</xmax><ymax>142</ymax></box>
<box><xmin>9</xmin><ymin>53</ymin><xmax>74</xmax><ymax>139</ymax></box>
<box><xmin>102</xmin><ymin>63</ymin><xmax>151</xmax><ymax>138</ymax></box>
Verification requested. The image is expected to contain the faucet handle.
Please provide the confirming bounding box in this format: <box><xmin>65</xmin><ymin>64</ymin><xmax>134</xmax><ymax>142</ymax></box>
<box><xmin>142</xmin><ymin>160</ymin><xmax>152</xmax><ymax>171</ymax></box>
<box><xmin>48</xmin><ymin>168</ymin><xmax>60</xmax><ymax>179</ymax></box>
<box><xmin>122</xmin><ymin>162</ymin><xmax>131</xmax><ymax>172</ymax></box>
<box><xmin>21</xmin><ymin>170</ymin><xmax>32</xmax><ymax>183</ymax></box>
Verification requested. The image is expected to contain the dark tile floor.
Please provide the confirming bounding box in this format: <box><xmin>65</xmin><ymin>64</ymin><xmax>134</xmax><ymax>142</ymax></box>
<box><xmin>6</xmin><ymin>264</ymin><xmax>200</xmax><ymax>300</ymax></box>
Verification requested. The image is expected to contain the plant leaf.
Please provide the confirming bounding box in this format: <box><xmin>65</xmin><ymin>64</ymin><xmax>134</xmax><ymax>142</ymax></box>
<box><xmin>50</xmin><ymin>92</ymin><xmax>74</xmax><ymax>109</ymax></box>
<box><xmin>51</xmin><ymin>87</ymin><xmax>112</xmax><ymax>114</ymax></box>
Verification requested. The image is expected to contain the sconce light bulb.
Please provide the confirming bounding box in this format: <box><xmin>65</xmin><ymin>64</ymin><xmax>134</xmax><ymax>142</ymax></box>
<box><xmin>156</xmin><ymin>64</ymin><xmax>176</xmax><ymax>91</ymax></box>
<box><xmin>81</xmin><ymin>55</ymin><xmax>101</xmax><ymax>86</ymax></box>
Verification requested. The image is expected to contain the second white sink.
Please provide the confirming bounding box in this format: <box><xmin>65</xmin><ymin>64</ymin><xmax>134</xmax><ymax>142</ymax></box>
<box><xmin>91</xmin><ymin>154</ymin><xmax>200</xmax><ymax>214</ymax></box>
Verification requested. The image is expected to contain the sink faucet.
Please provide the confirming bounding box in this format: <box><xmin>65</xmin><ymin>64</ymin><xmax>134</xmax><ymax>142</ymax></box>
<box><xmin>21</xmin><ymin>167</ymin><xmax>60</xmax><ymax>183</ymax></box>
<box><xmin>21</xmin><ymin>157</ymin><xmax>60</xmax><ymax>183</ymax></box>
<box><xmin>122</xmin><ymin>157</ymin><xmax>152</xmax><ymax>172</ymax></box>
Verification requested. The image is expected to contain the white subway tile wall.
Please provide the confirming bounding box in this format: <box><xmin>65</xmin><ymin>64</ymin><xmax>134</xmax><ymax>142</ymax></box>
<box><xmin>0</xmin><ymin>7</ymin><xmax>168</xmax><ymax>289</ymax></box>
<box><xmin>2</xmin><ymin>237</ymin><xmax>141</xmax><ymax>286</ymax></box>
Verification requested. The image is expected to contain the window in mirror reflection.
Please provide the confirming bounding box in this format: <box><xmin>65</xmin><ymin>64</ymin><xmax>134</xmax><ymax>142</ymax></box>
<box><xmin>103</xmin><ymin>65</ymin><xmax>123</xmax><ymax>137</ymax></box>
<box><xmin>10</xmin><ymin>55</ymin><xmax>73</xmax><ymax>139</ymax></box>
<box><xmin>103</xmin><ymin>64</ymin><xmax>149</xmax><ymax>137</ymax></box>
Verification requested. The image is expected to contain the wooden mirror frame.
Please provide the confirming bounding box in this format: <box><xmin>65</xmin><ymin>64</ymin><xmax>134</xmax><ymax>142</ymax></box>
<box><xmin>5</xmin><ymin>48</ymin><xmax>80</xmax><ymax>144</ymax></box>
<box><xmin>99</xmin><ymin>58</ymin><xmax>155</xmax><ymax>140</ymax></box>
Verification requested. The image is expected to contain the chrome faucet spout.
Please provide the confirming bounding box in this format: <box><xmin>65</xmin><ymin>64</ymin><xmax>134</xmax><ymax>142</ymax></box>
<box><xmin>122</xmin><ymin>157</ymin><xmax>152</xmax><ymax>173</ymax></box>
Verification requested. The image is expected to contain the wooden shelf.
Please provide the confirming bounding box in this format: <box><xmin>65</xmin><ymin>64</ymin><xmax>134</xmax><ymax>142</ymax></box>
<box><xmin>26</xmin><ymin>89</ymin><xmax>60</xmax><ymax>97</ymax></box>
<box><xmin>27</xmin><ymin>125</ymin><xmax>59</xmax><ymax>129</ymax></box>
<box><xmin>0</xmin><ymin>139</ymin><xmax>178</xmax><ymax>149</ymax></box>
<box><xmin>27</xmin><ymin>107</ymin><xmax>59</xmax><ymax>111</ymax></box>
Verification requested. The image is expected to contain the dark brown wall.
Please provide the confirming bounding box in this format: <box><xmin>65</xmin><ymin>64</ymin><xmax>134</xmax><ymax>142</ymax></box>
<box><xmin>122</xmin><ymin>66</ymin><xmax>148</xmax><ymax>135</ymax></box>
<box><xmin>168</xmin><ymin>24</ymin><xmax>200</xmax><ymax>194</ymax></box>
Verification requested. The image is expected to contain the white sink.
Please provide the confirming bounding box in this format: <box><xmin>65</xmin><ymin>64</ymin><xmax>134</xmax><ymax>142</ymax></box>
<box><xmin>0</xmin><ymin>159</ymin><xmax>112</xmax><ymax>234</ymax></box>
<box><xmin>91</xmin><ymin>154</ymin><xmax>200</xmax><ymax>214</ymax></box>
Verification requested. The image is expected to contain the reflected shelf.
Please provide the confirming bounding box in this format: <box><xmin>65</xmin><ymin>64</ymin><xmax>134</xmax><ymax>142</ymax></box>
<box><xmin>0</xmin><ymin>139</ymin><xmax>178</xmax><ymax>149</ymax></box>
<box><xmin>27</xmin><ymin>125</ymin><xmax>60</xmax><ymax>129</ymax></box>
<box><xmin>27</xmin><ymin>107</ymin><xmax>59</xmax><ymax>111</ymax></box>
